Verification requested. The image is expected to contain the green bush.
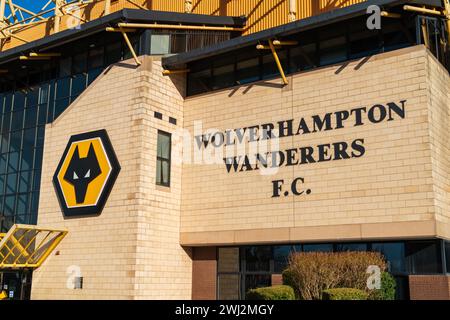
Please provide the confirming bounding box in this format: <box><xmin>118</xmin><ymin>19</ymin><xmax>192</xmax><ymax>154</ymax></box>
<box><xmin>246</xmin><ymin>285</ymin><xmax>295</xmax><ymax>300</ymax></box>
<box><xmin>322</xmin><ymin>288</ymin><xmax>368</xmax><ymax>300</ymax></box>
<box><xmin>368</xmin><ymin>272</ymin><xmax>396</xmax><ymax>300</ymax></box>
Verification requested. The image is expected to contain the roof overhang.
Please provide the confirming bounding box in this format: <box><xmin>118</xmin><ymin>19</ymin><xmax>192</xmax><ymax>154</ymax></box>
<box><xmin>0</xmin><ymin>9</ymin><xmax>246</xmax><ymax>65</ymax></box>
<box><xmin>162</xmin><ymin>0</ymin><xmax>442</xmax><ymax>68</ymax></box>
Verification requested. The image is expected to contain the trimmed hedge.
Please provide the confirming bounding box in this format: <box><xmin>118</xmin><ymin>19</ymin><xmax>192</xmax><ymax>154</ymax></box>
<box><xmin>322</xmin><ymin>288</ymin><xmax>368</xmax><ymax>300</ymax></box>
<box><xmin>246</xmin><ymin>285</ymin><xmax>295</xmax><ymax>300</ymax></box>
<box><xmin>368</xmin><ymin>272</ymin><xmax>396</xmax><ymax>300</ymax></box>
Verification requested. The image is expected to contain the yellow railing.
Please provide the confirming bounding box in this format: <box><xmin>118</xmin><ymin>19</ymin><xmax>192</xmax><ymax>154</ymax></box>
<box><xmin>0</xmin><ymin>224</ymin><xmax>67</xmax><ymax>269</ymax></box>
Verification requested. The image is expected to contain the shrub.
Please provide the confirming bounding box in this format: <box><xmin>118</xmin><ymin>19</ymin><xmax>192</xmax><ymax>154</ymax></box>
<box><xmin>246</xmin><ymin>285</ymin><xmax>295</xmax><ymax>300</ymax></box>
<box><xmin>283</xmin><ymin>251</ymin><xmax>386</xmax><ymax>300</ymax></box>
<box><xmin>322</xmin><ymin>288</ymin><xmax>368</xmax><ymax>300</ymax></box>
<box><xmin>368</xmin><ymin>272</ymin><xmax>396</xmax><ymax>300</ymax></box>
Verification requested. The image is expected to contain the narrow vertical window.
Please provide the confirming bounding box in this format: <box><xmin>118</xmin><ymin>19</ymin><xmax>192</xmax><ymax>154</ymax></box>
<box><xmin>156</xmin><ymin>130</ymin><xmax>171</xmax><ymax>187</ymax></box>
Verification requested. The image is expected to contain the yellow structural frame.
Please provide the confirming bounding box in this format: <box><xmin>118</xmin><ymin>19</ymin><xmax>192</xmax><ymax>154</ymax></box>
<box><xmin>0</xmin><ymin>224</ymin><xmax>68</xmax><ymax>269</ymax></box>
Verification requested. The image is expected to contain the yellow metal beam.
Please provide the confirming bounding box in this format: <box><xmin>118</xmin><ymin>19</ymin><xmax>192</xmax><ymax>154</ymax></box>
<box><xmin>0</xmin><ymin>224</ymin><xmax>68</xmax><ymax>269</ymax></box>
<box><xmin>443</xmin><ymin>0</ymin><xmax>450</xmax><ymax>45</ymax></box>
<box><xmin>119</xmin><ymin>27</ymin><xmax>141</xmax><ymax>66</ymax></box>
<box><xmin>268</xmin><ymin>39</ymin><xmax>288</xmax><ymax>85</ymax></box>
<box><xmin>117</xmin><ymin>22</ymin><xmax>244</xmax><ymax>32</ymax></box>
<box><xmin>288</xmin><ymin>0</ymin><xmax>296</xmax><ymax>22</ymax></box>
<box><xmin>105</xmin><ymin>27</ymin><xmax>136</xmax><ymax>33</ymax></box>
<box><xmin>421</xmin><ymin>19</ymin><xmax>430</xmax><ymax>49</ymax></box>
<box><xmin>272</xmin><ymin>39</ymin><xmax>298</xmax><ymax>46</ymax></box>
<box><xmin>381</xmin><ymin>11</ymin><xmax>402</xmax><ymax>18</ymax></box>
<box><xmin>403</xmin><ymin>5</ymin><xmax>443</xmax><ymax>16</ymax></box>
<box><xmin>19</xmin><ymin>55</ymin><xmax>51</xmax><ymax>60</ymax></box>
<box><xmin>162</xmin><ymin>69</ymin><xmax>190</xmax><ymax>75</ymax></box>
<box><xmin>29</xmin><ymin>52</ymin><xmax>61</xmax><ymax>57</ymax></box>
<box><xmin>104</xmin><ymin>0</ymin><xmax>111</xmax><ymax>15</ymax></box>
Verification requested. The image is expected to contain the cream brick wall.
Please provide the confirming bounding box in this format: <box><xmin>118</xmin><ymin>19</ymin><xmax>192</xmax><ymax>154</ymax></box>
<box><xmin>180</xmin><ymin>45</ymin><xmax>449</xmax><ymax>245</ymax></box>
<box><xmin>31</xmin><ymin>56</ymin><xmax>191</xmax><ymax>299</ymax></box>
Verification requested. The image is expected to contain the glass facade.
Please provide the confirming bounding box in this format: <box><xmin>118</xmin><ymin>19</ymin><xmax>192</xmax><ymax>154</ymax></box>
<box><xmin>0</xmin><ymin>33</ymin><xmax>141</xmax><ymax>232</ymax></box>
<box><xmin>187</xmin><ymin>14</ymin><xmax>449</xmax><ymax>96</ymax></box>
<box><xmin>217</xmin><ymin>240</ymin><xmax>448</xmax><ymax>300</ymax></box>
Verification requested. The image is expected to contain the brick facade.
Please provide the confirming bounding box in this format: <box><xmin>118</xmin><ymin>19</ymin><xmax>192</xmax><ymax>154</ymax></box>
<box><xmin>409</xmin><ymin>275</ymin><xmax>450</xmax><ymax>300</ymax></box>
<box><xmin>31</xmin><ymin>45</ymin><xmax>450</xmax><ymax>299</ymax></box>
<box><xmin>180</xmin><ymin>45</ymin><xmax>449</xmax><ymax>246</ymax></box>
<box><xmin>31</xmin><ymin>56</ymin><xmax>192</xmax><ymax>299</ymax></box>
<box><xmin>192</xmin><ymin>247</ymin><xmax>217</xmax><ymax>300</ymax></box>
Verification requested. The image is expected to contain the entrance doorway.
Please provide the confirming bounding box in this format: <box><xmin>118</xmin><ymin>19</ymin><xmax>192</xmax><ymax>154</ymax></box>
<box><xmin>0</xmin><ymin>270</ymin><xmax>32</xmax><ymax>300</ymax></box>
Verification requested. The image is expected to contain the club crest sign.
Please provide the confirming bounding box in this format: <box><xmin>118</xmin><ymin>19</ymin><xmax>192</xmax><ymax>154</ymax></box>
<box><xmin>53</xmin><ymin>130</ymin><xmax>120</xmax><ymax>217</ymax></box>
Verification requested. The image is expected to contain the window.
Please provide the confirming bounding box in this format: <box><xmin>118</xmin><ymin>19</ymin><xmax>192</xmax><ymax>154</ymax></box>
<box><xmin>405</xmin><ymin>240</ymin><xmax>442</xmax><ymax>274</ymax></box>
<box><xmin>156</xmin><ymin>130</ymin><xmax>171</xmax><ymax>187</ymax></box>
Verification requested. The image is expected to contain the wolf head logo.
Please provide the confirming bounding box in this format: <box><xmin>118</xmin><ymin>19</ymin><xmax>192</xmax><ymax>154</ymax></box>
<box><xmin>63</xmin><ymin>143</ymin><xmax>102</xmax><ymax>204</ymax></box>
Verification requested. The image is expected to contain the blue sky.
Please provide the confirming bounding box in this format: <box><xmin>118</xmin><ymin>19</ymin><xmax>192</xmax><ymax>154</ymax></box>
<box><xmin>4</xmin><ymin>0</ymin><xmax>55</xmax><ymax>19</ymax></box>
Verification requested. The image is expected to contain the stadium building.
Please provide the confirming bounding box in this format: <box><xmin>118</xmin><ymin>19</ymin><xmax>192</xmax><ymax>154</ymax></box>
<box><xmin>1</xmin><ymin>0</ymin><xmax>450</xmax><ymax>300</ymax></box>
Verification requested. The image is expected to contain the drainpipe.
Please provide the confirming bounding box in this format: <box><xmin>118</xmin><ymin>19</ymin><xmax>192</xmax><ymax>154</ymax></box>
<box><xmin>289</xmin><ymin>0</ymin><xmax>296</xmax><ymax>22</ymax></box>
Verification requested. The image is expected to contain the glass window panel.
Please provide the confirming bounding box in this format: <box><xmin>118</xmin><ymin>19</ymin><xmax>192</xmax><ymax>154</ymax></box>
<box><xmin>273</xmin><ymin>246</ymin><xmax>292</xmax><ymax>273</ymax></box>
<box><xmin>320</xmin><ymin>48</ymin><xmax>347</xmax><ymax>66</ymax></box>
<box><xmin>87</xmin><ymin>68</ymin><xmax>103</xmax><ymax>85</ymax></box>
<box><xmin>9</xmin><ymin>131</ymin><xmax>22</xmax><ymax>152</ymax></box>
<box><xmin>56</xmin><ymin>78</ymin><xmax>70</xmax><ymax>99</ymax></box>
<box><xmin>11</xmin><ymin>110</ymin><xmax>24</xmax><ymax>130</ymax></box>
<box><xmin>71</xmin><ymin>74</ymin><xmax>87</xmax><ymax>97</ymax></box>
<box><xmin>4</xmin><ymin>93</ymin><xmax>13</xmax><ymax>113</ymax></box>
<box><xmin>150</xmin><ymin>34</ymin><xmax>171</xmax><ymax>55</ymax></box>
<box><xmin>23</xmin><ymin>128</ymin><xmax>36</xmax><ymax>148</ymax></box>
<box><xmin>1</xmin><ymin>112</ymin><xmax>11</xmax><ymax>134</ymax></box>
<box><xmin>218</xmin><ymin>248</ymin><xmax>240</xmax><ymax>273</ymax></box>
<box><xmin>7</xmin><ymin>152</ymin><xmax>19</xmax><ymax>173</ymax></box>
<box><xmin>5</xmin><ymin>173</ymin><xmax>17</xmax><ymax>194</ymax></box>
<box><xmin>405</xmin><ymin>241</ymin><xmax>442</xmax><ymax>274</ymax></box>
<box><xmin>39</xmin><ymin>84</ymin><xmax>50</xmax><ymax>104</ymax></box>
<box><xmin>156</xmin><ymin>160</ymin><xmax>161</xmax><ymax>185</ymax></box>
<box><xmin>4</xmin><ymin>195</ymin><xmax>15</xmax><ymax>215</ymax></box>
<box><xmin>18</xmin><ymin>171</ymin><xmax>33</xmax><ymax>193</ymax></box>
<box><xmin>335</xmin><ymin>243</ymin><xmax>367</xmax><ymax>252</ymax></box>
<box><xmin>157</xmin><ymin>132</ymin><xmax>171</xmax><ymax>159</ymax></box>
<box><xmin>303</xmin><ymin>243</ymin><xmax>333</xmax><ymax>252</ymax></box>
<box><xmin>289</xmin><ymin>43</ymin><xmax>316</xmax><ymax>73</ymax></box>
<box><xmin>0</xmin><ymin>174</ymin><xmax>5</xmax><ymax>193</ymax></box>
<box><xmin>38</xmin><ymin>104</ymin><xmax>48</xmax><ymax>125</ymax></box>
<box><xmin>245</xmin><ymin>246</ymin><xmax>271</xmax><ymax>272</ymax></box>
<box><xmin>27</xmin><ymin>89</ymin><xmax>39</xmax><ymax>107</ymax></box>
<box><xmin>33</xmin><ymin>148</ymin><xmax>43</xmax><ymax>169</ymax></box>
<box><xmin>236</xmin><ymin>57</ymin><xmax>260</xmax><ymax>85</ymax></box>
<box><xmin>88</xmin><ymin>47</ymin><xmax>104</xmax><ymax>69</ymax></box>
<box><xmin>187</xmin><ymin>68</ymin><xmax>212</xmax><ymax>96</ymax></box>
<box><xmin>0</xmin><ymin>153</ymin><xmax>7</xmax><ymax>174</ymax></box>
<box><xmin>54</xmin><ymin>98</ymin><xmax>70</xmax><ymax>119</ymax></box>
<box><xmin>32</xmin><ymin>170</ymin><xmax>41</xmax><ymax>191</ymax></box>
<box><xmin>24</xmin><ymin>106</ymin><xmax>38</xmax><ymax>128</ymax></box>
<box><xmin>21</xmin><ymin>147</ymin><xmax>33</xmax><ymax>171</ymax></box>
<box><xmin>59</xmin><ymin>57</ymin><xmax>72</xmax><ymax>77</ymax></box>
<box><xmin>213</xmin><ymin>63</ymin><xmax>235</xmax><ymax>90</ymax></box>
<box><xmin>73</xmin><ymin>52</ymin><xmax>87</xmax><ymax>74</ymax></box>
<box><xmin>30</xmin><ymin>191</ymin><xmax>39</xmax><ymax>214</ymax></box>
<box><xmin>16</xmin><ymin>194</ymin><xmax>29</xmax><ymax>215</ymax></box>
<box><xmin>106</xmin><ymin>41</ymin><xmax>122</xmax><ymax>64</ymax></box>
<box><xmin>218</xmin><ymin>274</ymin><xmax>240</xmax><ymax>300</ymax></box>
<box><xmin>372</xmin><ymin>242</ymin><xmax>405</xmax><ymax>273</ymax></box>
<box><xmin>36</xmin><ymin>126</ymin><xmax>45</xmax><ymax>147</ymax></box>
<box><xmin>13</xmin><ymin>92</ymin><xmax>26</xmax><ymax>111</ymax></box>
